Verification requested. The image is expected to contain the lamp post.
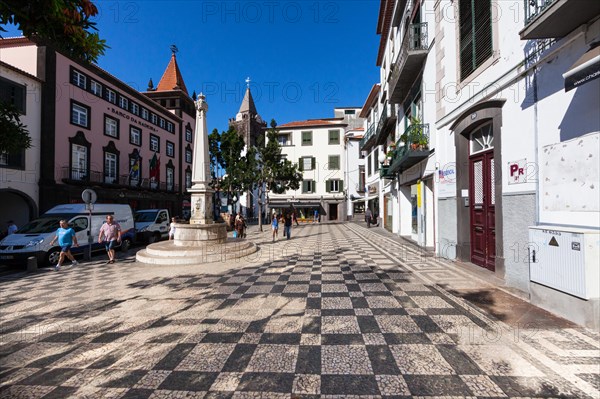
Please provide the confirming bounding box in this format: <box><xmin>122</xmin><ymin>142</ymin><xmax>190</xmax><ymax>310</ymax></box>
<box><xmin>378</xmin><ymin>147</ymin><xmax>386</xmax><ymax>166</ymax></box>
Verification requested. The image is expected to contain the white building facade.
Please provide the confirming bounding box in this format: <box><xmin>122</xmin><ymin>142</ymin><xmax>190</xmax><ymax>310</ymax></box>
<box><xmin>363</xmin><ymin>0</ymin><xmax>600</xmax><ymax>328</ymax></box>
<box><xmin>360</xmin><ymin>0</ymin><xmax>436</xmax><ymax>249</ymax></box>
<box><xmin>269</xmin><ymin>108</ymin><xmax>363</xmax><ymax>222</ymax></box>
<box><xmin>0</xmin><ymin>61</ymin><xmax>43</xmax><ymax>228</ymax></box>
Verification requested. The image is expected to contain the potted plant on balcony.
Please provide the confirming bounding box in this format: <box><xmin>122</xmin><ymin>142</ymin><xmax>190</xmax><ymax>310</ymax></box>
<box><xmin>408</xmin><ymin>116</ymin><xmax>425</xmax><ymax>150</ymax></box>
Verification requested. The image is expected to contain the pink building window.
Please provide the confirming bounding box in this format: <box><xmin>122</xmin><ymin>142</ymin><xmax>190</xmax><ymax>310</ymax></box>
<box><xmin>71</xmin><ymin>101</ymin><xmax>90</xmax><ymax>128</ymax></box>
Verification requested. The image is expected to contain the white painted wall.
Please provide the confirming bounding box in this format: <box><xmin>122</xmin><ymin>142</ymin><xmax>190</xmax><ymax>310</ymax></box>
<box><xmin>345</xmin><ymin>135</ymin><xmax>364</xmax><ymax>218</ymax></box>
<box><xmin>0</xmin><ymin>43</ymin><xmax>39</xmax><ymax>77</ymax></box>
<box><xmin>0</xmin><ymin>64</ymin><xmax>42</xmax><ymax>216</ymax></box>
<box><xmin>271</xmin><ymin>125</ymin><xmax>345</xmax><ymax>200</ymax></box>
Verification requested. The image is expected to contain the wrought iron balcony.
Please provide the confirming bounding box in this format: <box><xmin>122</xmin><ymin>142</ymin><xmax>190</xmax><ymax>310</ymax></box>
<box><xmin>388</xmin><ymin>22</ymin><xmax>428</xmax><ymax>104</ymax></box>
<box><xmin>60</xmin><ymin>167</ymin><xmax>179</xmax><ymax>192</ymax></box>
<box><xmin>520</xmin><ymin>0</ymin><xmax>600</xmax><ymax>39</ymax></box>
<box><xmin>388</xmin><ymin>123</ymin><xmax>431</xmax><ymax>175</ymax></box>
<box><xmin>379</xmin><ymin>165</ymin><xmax>395</xmax><ymax>180</ymax></box>
<box><xmin>374</xmin><ymin>104</ymin><xmax>397</xmax><ymax>145</ymax></box>
<box><xmin>359</xmin><ymin>122</ymin><xmax>376</xmax><ymax>151</ymax></box>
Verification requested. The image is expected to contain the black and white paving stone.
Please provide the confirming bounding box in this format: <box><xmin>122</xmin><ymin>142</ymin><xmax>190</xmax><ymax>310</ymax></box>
<box><xmin>0</xmin><ymin>222</ymin><xmax>598</xmax><ymax>398</ymax></box>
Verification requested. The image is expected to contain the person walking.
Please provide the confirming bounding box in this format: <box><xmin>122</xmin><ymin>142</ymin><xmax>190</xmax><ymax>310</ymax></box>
<box><xmin>169</xmin><ymin>217</ymin><xmax>177</xmax><ymax>240</ymax></box>
<box><xmin>284</xmin><ymin>213</ymin><xmax>293</xmax><ymax>240</ymax></box>
<box><xmin>49</xmin><ymin>219</ymin><xmax>78</xmax><ymax>271</ymax></box>
<box><xmin>271</xmin><ymin>212</ymin><xmax>279</xmax><ymax>241</ymax></box>
<box><xmin>313</xmin><ymin>209</ymin><xmax>319</xmax><ymax>223</ymax></box>
<box><xmin>293</xmin><ymin>211</ymin><xmax>299</xmax><ymax>226</ymax></box>
<box><xmin>98</xmin><ymin>215</ymin><xmax>121</xmax><ymax>264</ymax></box>
<box><xmin>234</xmin><ymin>214</ymin><xmax>244</xmax><ymax>239</ymax></box>
<box><xmin>365</xmin><ymin>208</ymin><xmax>372</xmax><ymax>228</ymax></box>
<box><xmin>6</xmin><ymin>220</ymin><xmax>18</xmax><ymax>235</ymax></box>
<box><xmin>240</xmin><ymin>214</ymin><xmax>247</xmax><ymax>238</ymax></box>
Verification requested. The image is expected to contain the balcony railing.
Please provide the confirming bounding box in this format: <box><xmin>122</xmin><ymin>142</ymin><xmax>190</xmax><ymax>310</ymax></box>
<box><xmin>375</xmin><ymin>104</ymin><xmax>397</xmax><ymax>145</ymax></box>
<box><xmin>388</xmin><ymin>123</ymin><xmax>431</xmax><ymax>175</ymax></box>
<box><xmin>60</xmin><ymin>166</ymin><xmax>179</xmax><ymax>193</ymax></box>
<box><xmin>359</xmin><ymin>122</ymin><xmax>376</xmax><ymax>150</ymax></box>
<box><xmin>388</xmin><ymin>22</ymin><xmax>428</xmax><ymax>104</ymax></box>
<box><xmin>520</xmin><ymin>0</ymin><xmax>600</xmax><ymax>39</ymax></box>
<box><xmin>524</xmin><ymin>0</ymin><xmax>555</xmax><ymax>25</ymax></box>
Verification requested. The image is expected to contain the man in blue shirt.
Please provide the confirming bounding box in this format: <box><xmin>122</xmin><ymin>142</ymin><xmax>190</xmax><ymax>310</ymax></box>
<box><xmin>49</xmin><ymin>220</ymin><xmax>79</xmax><ymax>271</ymax></box>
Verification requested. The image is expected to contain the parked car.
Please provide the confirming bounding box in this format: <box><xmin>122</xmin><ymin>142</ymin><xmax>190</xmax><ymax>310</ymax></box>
<box><xmin>134</xmin><ymin>209</ymin><xmax>170</xmax><ymax>243</ymax></box>
<box><xmin>0</xmin><ymin>204</ymin><xmax>135</xmax><ymax>266</ymax></box>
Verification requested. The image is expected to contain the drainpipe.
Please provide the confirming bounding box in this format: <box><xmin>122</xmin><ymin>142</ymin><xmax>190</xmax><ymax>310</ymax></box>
<box><xmin>533</xmin><ymin>66</ymin><xmax>540</xmax><ymax>226</ymax></box>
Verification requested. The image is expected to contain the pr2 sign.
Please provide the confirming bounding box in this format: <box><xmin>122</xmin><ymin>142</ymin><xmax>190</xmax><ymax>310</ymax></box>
<box><xmin>508</xmin><ymin>159</ymin><xmax>537</xmax><ymax>184</ymax></box>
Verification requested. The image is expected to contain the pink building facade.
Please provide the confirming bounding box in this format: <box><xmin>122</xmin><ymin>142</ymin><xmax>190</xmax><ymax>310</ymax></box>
<box><xmin>0</xmin><ymin>38</ymin><xmax>195</xmax><ymax>216</ymax></box>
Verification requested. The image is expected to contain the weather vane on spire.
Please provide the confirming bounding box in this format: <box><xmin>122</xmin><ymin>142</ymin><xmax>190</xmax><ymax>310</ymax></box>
<box><xmin>245</xmin><ymin>77</ymin><xmax>251</xmax><ymax>88</ymax></box>
<box><xmin>170</xmin><ymin>44</ymin><xmax>179</xmax><ymax>54</ymax></box>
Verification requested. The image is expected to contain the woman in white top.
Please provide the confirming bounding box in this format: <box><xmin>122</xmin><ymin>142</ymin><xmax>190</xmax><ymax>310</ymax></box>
<box><xmin>169</xmin><ymin>217</ymin><xmax>177</xmax><ymax>240</ymax></box>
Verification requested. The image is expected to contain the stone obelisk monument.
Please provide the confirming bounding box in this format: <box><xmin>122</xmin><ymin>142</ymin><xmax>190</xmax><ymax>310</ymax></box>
<box><xmin>189</xmin><ymin>94</ymin><xmax>214</xmax><ymax>225</ymax></box>
<box><xmin>135</xmin><ymin>94</ymin><xmax>257</xmax><ymax>265</ymax></box>
<box><xmin>173</xmin><ymin>94</ymin><xmax>226</xmax><ymax>245</ymax></box>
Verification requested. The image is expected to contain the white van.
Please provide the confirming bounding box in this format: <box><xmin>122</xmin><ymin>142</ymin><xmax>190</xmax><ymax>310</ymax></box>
<box><xmin>0</xmin><ymin>204</ymin><xmax>135</xmax><ymax>266</ymax></box>
<box><xmin>134</xmin><ymin>209</ymin><xmax>170</xmax><ymax>243</ymax></box>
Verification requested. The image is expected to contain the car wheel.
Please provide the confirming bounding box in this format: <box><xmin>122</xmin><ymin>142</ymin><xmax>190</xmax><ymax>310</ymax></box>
<box><xmin>120</xmin><ymin>238</ymin><xmax>131</xmax><ymax>252</ymax></box>
<box><xmin>45</xmin><ymin>248</ymin><xmax>61</xmax><ymax>266</ymax></box>
<box><xmin>148</xmin><ymin>232</ymin><xmax>161</xmax><ymax>244</ymax></box>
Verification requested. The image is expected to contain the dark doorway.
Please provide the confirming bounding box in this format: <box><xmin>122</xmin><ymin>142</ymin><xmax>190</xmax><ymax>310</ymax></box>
<box><xmin>328</xmin><ymin>204</ymin><xmax>338</xmax><ymax>221</ymax></box>
<box><xmin>469</xmin><ymin>150</ymin><xmax>495</xmax><ymax>270</ymax></box>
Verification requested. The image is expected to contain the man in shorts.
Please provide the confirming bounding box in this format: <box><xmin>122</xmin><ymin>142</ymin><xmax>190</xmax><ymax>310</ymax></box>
<box><xmin>98</xmin><ymin>215</ymin><xmax>121</xmax><ymax>264</ymax></box>
<box><xmin>49</xmin><ymin>220</ymin><xmax>79</xmax><ymax>271</ymax></box>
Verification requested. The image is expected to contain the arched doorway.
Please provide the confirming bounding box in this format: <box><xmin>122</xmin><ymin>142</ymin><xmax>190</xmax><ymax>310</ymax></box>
<box><xmin>468</xmin><ymin>122</ymin><xmax>495</xmax><ymax>270</ymax></box>
<box><xmin>0</xmin><ymin>189</ymin><xmax>38</xmax><ymax>233</ymax></box>
<box><xmin>450</xmin><ymin>99</ymin><xmax>505</xmax><ymax>276</ymax></box>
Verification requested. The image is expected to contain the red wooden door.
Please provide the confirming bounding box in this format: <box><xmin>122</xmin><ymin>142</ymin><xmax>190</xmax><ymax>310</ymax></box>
<box><xmin>469</xmin><ymin>151</ymin><xmax>495</xmax><ymax>271</ymax></box>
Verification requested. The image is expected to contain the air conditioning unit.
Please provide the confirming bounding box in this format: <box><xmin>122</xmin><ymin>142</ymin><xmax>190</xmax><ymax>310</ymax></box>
<box><xmin>528</xmin><ymin>226</ymin><xmax>600</xmax><ymax>299</ymax></box>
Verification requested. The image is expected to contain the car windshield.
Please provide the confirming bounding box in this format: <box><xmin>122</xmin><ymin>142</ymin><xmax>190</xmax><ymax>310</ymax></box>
<box><xmin>17</xmin><ymin>217</ymin><xmax>62</xmax><ymax>234</ymax></box>
<box><xmin>135</xmin><ymin>211</ymin><xmax>158</xmax><ymax>222</ymax></box>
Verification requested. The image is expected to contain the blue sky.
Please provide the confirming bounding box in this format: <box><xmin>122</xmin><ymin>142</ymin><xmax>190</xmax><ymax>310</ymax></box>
<box><xmin>5</xmin><ymin>1</ymin><xmax>380</xmax><ymax>132</ymax></box>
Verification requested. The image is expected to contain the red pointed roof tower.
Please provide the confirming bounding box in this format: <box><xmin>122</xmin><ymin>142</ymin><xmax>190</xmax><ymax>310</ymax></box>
<box><xmin>155</xmin><ymin>52</ymin><xmax>189</xmax><ymax>95</ymax></box>
<box><xmin>145</xmin><ymin>47</ymin><xmax>195</xmax><ymax>123</ymax></box>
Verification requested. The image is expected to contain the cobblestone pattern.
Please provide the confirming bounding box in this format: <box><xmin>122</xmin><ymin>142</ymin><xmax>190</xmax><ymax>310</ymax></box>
<box><xmin>0</xmin><ymin>223</ymin><xmax>598</xmax><ymax>398</ymax></box>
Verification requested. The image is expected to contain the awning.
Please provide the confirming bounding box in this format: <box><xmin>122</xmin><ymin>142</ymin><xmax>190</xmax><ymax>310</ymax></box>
<box><xmin>563</xmin><ymin>44</ymin><xmax>600</xmax><ymax>92</ymax></box>
<box><xmin>268</xmin><ymin>202</ymin><xmax>322</xmax><ymax>208</ymax></box>
<box><xmin>352</xmin><ymin>195</ymin><xmax>377</xmax><ymax>203</ymax></box>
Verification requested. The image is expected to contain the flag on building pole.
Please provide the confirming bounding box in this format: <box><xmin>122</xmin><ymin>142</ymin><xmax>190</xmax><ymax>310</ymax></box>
<box><xmin>149</xmin><ymin>153</ymin><xmax>160</xmax><ymax>181</ymax></box>
<box><xmin>129</xmin><ymin>153</ymin><xmax>140</xmax><ymax>179</ymax></box>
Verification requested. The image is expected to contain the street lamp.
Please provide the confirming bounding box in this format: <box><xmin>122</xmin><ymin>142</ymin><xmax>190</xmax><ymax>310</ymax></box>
<box><xmin>378</xmin><ymin>148</ymin><xmax>386</xmax><ymax>165</ymax></box>
<box><xmin>232</xmin><ymin>194</ymin><xmax>238</xmax><ymax>214</ymax></box>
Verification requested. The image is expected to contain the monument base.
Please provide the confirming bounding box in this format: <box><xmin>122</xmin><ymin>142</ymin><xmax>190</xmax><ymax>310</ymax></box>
<box><xmin>136</xmin><ymin>238</ymin><xmax>257</xmax><ymax>265</ymax></box>
<box><xmin>135</xmin><ymin>223</ymin><xmax>258</xmax><ymax>265</ymax></box>
<box><xmin>173</xmin><ymin>222</ymin><xmax>227</xmax><ymax>245</ymax></box>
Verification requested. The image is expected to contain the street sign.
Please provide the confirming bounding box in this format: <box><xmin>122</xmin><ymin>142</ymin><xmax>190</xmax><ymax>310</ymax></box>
<box><xmin>81</xmin><ymin>189</ymin><xmax>97</xmax><ymax>204</ymax></box>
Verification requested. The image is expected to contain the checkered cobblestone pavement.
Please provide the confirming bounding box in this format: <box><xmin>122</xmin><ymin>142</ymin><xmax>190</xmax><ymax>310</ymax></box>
<box><xmin>0</xmin><ymin>222</ymin><xmax>598</xmax><ymax>398</ymax></box>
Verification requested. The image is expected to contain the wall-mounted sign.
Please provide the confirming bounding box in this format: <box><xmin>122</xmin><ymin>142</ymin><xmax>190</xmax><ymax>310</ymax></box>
<box><xmin>437</xmin><ymin>163</ymin><xmax>456</xmax><ymax>198</ymax></box>
<box><xmin>368</xmin><ymin>184</ymin><xmax>378</xmax><ymax>194</ymax></box>
<box><xmin>508</xmin><ymin>159</ymin><xmax>526</xmax><ymax>184</ymax></box>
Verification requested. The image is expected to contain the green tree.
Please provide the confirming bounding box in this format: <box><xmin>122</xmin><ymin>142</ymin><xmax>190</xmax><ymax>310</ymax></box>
<box><xmin>208</xmin><ymin>128</ymin><xmax>221</xmax><ymax>179</ymax></box>
<box><xmin>210</xmin><ymin>126</ymin><xmax>250</xmax><ymax>208</ymax></box>
<box><xmin>0</xmin><ymin>102</ymin><xmax>31</xmax><ymax>154</ymax></box>
<box><xmin>1</xmin><ymin>0</ymin><xmax>107</xmax><ymax>154</ymax></box>
<box><xmin>1</xmin><ymin>0</ymin><xmax>107</xmax><ymax>62</ymax></box>
<box><xmin>247</xmin><ymin>119</ymin><xmax>302</xmax><ymax>231</ymax></box>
